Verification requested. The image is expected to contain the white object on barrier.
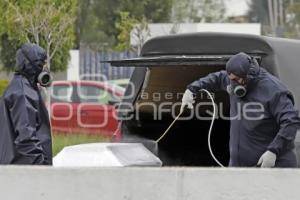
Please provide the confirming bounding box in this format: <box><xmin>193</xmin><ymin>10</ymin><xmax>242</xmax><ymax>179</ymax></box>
<box><xmin>53</xmin><ymin>143</ymin><xmax>162</xmax><ymax>167</ymax></box>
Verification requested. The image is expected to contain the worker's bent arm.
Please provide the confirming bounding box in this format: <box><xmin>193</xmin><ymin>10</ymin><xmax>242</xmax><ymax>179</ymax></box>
<box><xmin>268</xmin><ymin>92</ymin><xmax>300</xmax><ymax>156</ymax></box>
<box><xmin>187</xmin><ymin>70</ymin><xmax>228</xmax><ymax>93</ymax></box>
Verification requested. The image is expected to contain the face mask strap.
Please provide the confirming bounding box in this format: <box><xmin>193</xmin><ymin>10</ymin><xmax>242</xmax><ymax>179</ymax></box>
<box><xmin>20</xmin><ymin>46</ymin><xmax>35</xmax><ymax>67</ymax></box>
<box><xmin>246</xmin><ymin>56</ymin><xmax>260</xmax><ymax>80</ymax></box>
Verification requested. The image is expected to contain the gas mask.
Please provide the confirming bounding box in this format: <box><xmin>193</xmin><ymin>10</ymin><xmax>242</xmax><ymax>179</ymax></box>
<box><xmin>226</xmin><ymin>80</ymin><xmax>247</xmax><ymax>98</ymax></box>
<box><xmin>37</xmin><ymin>66</ymin><xmax>53</xmax><ymax>87</ymax></box>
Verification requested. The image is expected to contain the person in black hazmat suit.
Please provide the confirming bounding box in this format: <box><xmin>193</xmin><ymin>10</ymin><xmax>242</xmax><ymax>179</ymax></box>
<box><xmin>0</xmin><ymin>43</ymin><xmax>53</xmax><ymax>165</ymax></box>
<box><xmin>181</xmin><ymin>52</ymin><xmax>300</xmax><ymax>168</ymax></box>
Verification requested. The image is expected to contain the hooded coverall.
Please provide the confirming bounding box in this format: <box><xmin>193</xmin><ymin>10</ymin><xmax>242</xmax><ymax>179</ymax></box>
<box><xmin>0</xmin><ymin>43</ymin><xmax>52</xmax><ymax>165</ymax></box>
<box><xmin>187</xmin><ymin>53</ymin><xmax>300</xmax><ymax>167</ymax></box>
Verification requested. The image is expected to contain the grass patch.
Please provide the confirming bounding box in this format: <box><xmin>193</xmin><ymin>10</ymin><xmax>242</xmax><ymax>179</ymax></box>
<box><xmin>0</xmin><ymin>79</ymin><xmax>9</xmax><ymax>96</ymax></box>
<box><xmin>52</xmin><ymin>133</ymin><xmax>111</xmax><ymax>156</ymax></box>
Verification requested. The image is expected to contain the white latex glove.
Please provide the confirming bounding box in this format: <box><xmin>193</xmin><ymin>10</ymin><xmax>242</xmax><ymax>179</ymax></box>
<box><xmin>257</xmin><ymin>150</ymin><xmax>277</xmax><ymax>168</ymax></box>
<box><xmin>180</xmin><ymin>89</ymin><xmax>195</xmax><ymax>113</ymax></box>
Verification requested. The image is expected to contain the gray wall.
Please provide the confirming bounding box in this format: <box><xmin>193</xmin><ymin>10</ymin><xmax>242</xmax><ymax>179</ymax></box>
<box><xmin>0</xmin><ymin>166</ymin><xmax>300</xmax><ymax>200</ymax></box>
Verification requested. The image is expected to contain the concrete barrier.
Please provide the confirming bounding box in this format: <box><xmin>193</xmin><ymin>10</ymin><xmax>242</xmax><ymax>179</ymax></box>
<box><xmin>0</xmin><ymin>166</ymin><xmax>299</xmax><ymax>200</ymax></box>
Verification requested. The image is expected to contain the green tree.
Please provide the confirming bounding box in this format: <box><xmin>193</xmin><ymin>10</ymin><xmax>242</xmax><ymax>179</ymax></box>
<box><xmin>171</xmin><ymin>0</ymin><xmax>226</xmax><ymax>23</ymax></box>
<box><xmin>0</xmin><ymin>34</ymin><xmax>18</xmax><ymax>69</ymax></box>
<box><xmin>78</xmin><ymin>0</ymin><xmax>173</xmax><ymax>51</ymax></box>
<box><xmin>285</xmin><ymin>2</ymin><xmax>300</xmax><ymax>38</ymax></box>
<box><xmin>247</xmin><ymin>0</ymin><xmax>300</xmax><ymax>38</ymax></box>
<box><xmin>247</xmin><ymin>0</ymin><xmax>269</xmax><ymax>24</ymax></box>
<box><xmin>77</xmin><ymin>0</ymin><xmax>114</xmax><ymax>50</ymax></box>
<box><xmin>115</xmin><ymin>12</ymin><xmax>139</xmax><ymax>51</ymax></box>
<box><xmin>115</xmin><ymin>12</ymin><xmax>150</xmax><ymax>53</ymax></box>
<box><xmin>0</xmin><ymin>0</ymin><xmax>77</xmax><ymax>72</ymax></box>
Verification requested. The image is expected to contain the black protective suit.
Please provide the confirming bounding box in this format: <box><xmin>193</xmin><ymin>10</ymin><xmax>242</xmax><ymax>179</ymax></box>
<box><xmin>0</xmin><ymin>43</ymin><xmax>52</xmax><ymax>165</ymax></box>
<box><xmin>188</xmin><ymin>53</ymin><xmax>300</xmax><ymax>167</ymax></box>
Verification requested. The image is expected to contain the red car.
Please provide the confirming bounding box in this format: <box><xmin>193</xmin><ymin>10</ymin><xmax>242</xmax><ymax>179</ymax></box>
<box><xmin>50</xmin><ymin>80</ymin><xmax>124</xmax><ymax>139</ymax></box>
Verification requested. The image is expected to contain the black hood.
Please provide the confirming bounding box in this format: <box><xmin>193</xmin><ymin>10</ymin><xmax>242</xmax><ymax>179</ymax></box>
<box><xmin>226</xmin><ymin>52</ymin><xmax>260</xmax><ymax>80</ymax></box>
<box><xmin>16</xmin><ymin>43</ymin><xmax>47</xmax><ymax>84</ymax></box>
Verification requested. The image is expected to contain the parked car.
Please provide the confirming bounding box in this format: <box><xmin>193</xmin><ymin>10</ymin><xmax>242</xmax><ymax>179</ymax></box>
<box><xmin>109</xmin><ymin>78</ymin><xmax>130</xmax><ymax>88</ymax></box>
<box><xmin>108</xmin><ymin>32</ymin><xmax>300</xmax><ymax>166</ymax></box>
<box><xmin>50</xmin><ymin>80</ymin><xmax>124</xmax><ymax>139</ymax></box>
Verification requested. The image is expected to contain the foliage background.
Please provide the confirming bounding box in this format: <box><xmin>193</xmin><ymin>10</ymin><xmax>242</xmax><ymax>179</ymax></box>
<box><xmin>0</xmin><ymin>0</ymin><xmax>77</xmax><ymax>72</ymax></box>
